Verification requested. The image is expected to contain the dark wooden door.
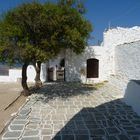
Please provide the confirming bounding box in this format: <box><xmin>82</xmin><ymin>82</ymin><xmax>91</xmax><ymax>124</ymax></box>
<box><xmin>87</xmin><ymin>59</ymin><xmax>99</xmax><ymax>78</ymax></box>
<box><xmin>47</xmin><ymin>68</ymin><xmax>53</xmax><ymax>81</ymax></box>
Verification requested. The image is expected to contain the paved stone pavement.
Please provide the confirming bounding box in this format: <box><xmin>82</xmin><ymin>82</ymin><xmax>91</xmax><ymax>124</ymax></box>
<box><xmin>2</xmin><ymin>82</ymin><xmax>140</xmax><ymax>140</ymax></box>
<box><xmin>0</xmin><ymin>83</ymin><xmax>25</xmax><ymax>135</ymax></box>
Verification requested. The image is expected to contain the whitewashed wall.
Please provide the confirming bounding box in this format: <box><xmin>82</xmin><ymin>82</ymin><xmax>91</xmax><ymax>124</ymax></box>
<box><xmin>0</xmin><ymin>64</ymin><xmax>47</xmax><ymax>83</ymax></box>
<box><xmin>104</xmin><ymin>26</ymin><xmax>140</xmax><ymax>47</ymax></box>
<box><xmin>9</xmin><ymin>69</ymin><xmax>22</xmax><ymax>82</ymax></box>
<box><xmin>65</xmin><ymin>26</ymin><xmax>140</xmax><ymax>84</ymax></box>
<box><xmin>0</xmin><ymin>76</ymin><xmax>10</xmax><ymax>82</ymax></box>
<box><xmin>115</xmin><ymin>41</ymin><xmax>140</xmax><ymax>81</ymax></box>
<box><xmin>110</xmin><ymin>40</ymin><xmax>140</xmax><ymax>92</ymax></box>
<box><xmin>104</xmin><ymin>26</ymin><xmax>140</xmax><ymax>75</ymax></box>
<box><xmin>65</xmin><ymin>46</ymin><xmax>108</xmax><ymax>83</ymax></box>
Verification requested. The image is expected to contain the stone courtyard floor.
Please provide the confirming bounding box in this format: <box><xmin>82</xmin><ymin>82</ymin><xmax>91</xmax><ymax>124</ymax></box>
<box><xmin>0</xmin><ymin>83</ymin><xmax>26</xmax><ymax>135</ymax></box>
<box><xmin>2</xmin><ymin>82</ymin><xmax>140</xmax><ymax>140</ymax></box>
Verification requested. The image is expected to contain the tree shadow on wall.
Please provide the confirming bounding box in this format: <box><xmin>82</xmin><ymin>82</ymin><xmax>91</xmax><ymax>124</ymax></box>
<box><xmin>52</xmin><ymin>99</ymin><xmax>140</xmax><ymax>140</ymax></box>
<box><xmin>65</xmin><ymin>47</ymin><xmax>96</xmax><ymax>82</ymax></box>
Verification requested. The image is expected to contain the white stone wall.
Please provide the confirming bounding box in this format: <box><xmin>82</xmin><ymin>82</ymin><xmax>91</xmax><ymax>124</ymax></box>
<box><xmin>104</xmin><ymin>26</ymin><xmax>140</xmax><ymax>47</ymax></box>
<box><xmin>115</xmin><ymin>41</ymin><xmax>140</xmax><ymax>81</ymax></box>
<box><xmin>110</xmin><ymin>41</ymin><xmax>140</xmax><ymax>92</ymax></box>
<box><xmin>65</xmin><ymin>46</ymin><xmax>109</xmax><ymax>83</ymax></box>
<box><xmin>65</xmin><ymin>26</ymin><xmax>140</xmax><ymax>83</ymax></box>
<box><xmin>0</xmin><ymin>76</ymin><xmax>10</xmax><ymax>82</ymax></box>
<box><xmin>9</xmin><ymin>69</ymin><xmax>22</xmax><ymax>82</ymax></box>
<box><xmin>103</xmin><ymin>26</ymin><xmax>140</xmax><ymax>75</ymax></box>
<box><xmin>0</xmin><ymin>64</ymin><xmax>46</xmax><ymax>83</ymax></box>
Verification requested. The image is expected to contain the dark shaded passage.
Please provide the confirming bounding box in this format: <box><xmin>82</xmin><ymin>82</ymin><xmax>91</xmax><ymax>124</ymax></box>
<box><xmin>53</xmin><ymin>99</ymin><xmax>140</xmax><ymax>140</ymax></box>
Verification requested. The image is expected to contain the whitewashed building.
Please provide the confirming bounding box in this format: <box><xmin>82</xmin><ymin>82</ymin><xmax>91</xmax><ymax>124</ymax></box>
<box><xmin>1</xmin><ymin>26</ymin><xmax>140</xmax><ymax>85</ymax></box>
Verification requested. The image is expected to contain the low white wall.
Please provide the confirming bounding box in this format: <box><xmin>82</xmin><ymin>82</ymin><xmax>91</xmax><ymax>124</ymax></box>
<box><xmin>0</xmin><ymin>76</ymin><xmax>10</xmax><ymax>82</ymax></box>
<box><xmin>123</xmin><ymin>80</ymin><xmax>140</xmax><ymax>116</ymax></box>
<box><xmin>9</xmin><ymin>69</ymin><xmax>22</xmax><ymax>82</ymax></box>
<box><xmin>0</xmin><ymin>64</ymin><xmax>47</xmax><ymax>83</ymax></box>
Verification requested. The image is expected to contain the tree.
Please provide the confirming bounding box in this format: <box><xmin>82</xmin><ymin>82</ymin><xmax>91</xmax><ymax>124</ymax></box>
<box><xmin>0</xmin><ymin>2</ymin><xmax>53</xmax><ymax>95</ymax></box>
<box><xmin>57</xmin><ymin>0</ymin><xmax>86</xmax><ymax>14</ymax></box>
<box><xmin>0</xmin><ymin>0</ymin><xmax>92</xmax><ymax>95</ymax></box>
<box><xmin>48</xmin><ymin>0</ymin><xmax>92</xmax><ymax>57</ymax></box>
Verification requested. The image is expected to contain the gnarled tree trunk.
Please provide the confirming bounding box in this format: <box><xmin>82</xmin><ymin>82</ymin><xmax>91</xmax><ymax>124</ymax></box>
<box><xmin>21</xmin><ymin>62</ymin><xmax>30</xmax><ymax>96</ymax></box>
<box><xmin>35</xmin><ymin>61</ymin><xmax>42</xmax><ymax>88</ymax></box>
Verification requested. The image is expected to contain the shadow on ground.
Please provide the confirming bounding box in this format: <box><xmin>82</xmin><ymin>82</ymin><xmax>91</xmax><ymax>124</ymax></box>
<box><xmin>33</xmin><ymin>82</ymin><xmax>97</xmax><ymax>101</ymax></box>
<box><xmin>53</xmin><ymin>99</ymin><xmax>140</xmax><ymax>140</ymax></box>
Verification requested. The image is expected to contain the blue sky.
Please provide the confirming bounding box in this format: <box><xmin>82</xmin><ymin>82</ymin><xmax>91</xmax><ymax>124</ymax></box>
<box><xmin>0</xmin><ymin>0</ymin><xmax>140</xmax><ymax>45</ymax></box>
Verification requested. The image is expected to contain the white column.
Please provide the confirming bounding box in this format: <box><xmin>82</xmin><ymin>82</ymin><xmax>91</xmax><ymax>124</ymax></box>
<box><xmin>53</xmin><ymin>67</ymin><xmax>57</xmax><ymax>81</ymax></box>
<box><xmin>40</xmin><ymin>63</ymin><xmax>47</xmax><ymax>82</ymax></box>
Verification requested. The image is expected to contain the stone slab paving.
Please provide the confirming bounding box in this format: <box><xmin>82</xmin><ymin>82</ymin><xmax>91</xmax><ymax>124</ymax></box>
<box><xmin>2</xmin><ymin>82</ymin><xmax>140</xmax><ymax>140</ymax></box>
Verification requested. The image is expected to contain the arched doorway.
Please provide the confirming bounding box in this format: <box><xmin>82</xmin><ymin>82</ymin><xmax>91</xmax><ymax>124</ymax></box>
<box><xmin>87</xmin><ymin>58</ymin><xmax>99</xmax><ymax>78</ymax></box>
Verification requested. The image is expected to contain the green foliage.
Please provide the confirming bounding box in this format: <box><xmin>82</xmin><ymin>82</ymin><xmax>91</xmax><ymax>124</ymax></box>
<box><xmin>57</xmin><ymin>0</ymin><xmax>86</xmax><ymax>14</ymax></box>
<box><xmin>0</xmin><ymin>0</ymin><xmax>92</xmax><ymax>65</ymax></box>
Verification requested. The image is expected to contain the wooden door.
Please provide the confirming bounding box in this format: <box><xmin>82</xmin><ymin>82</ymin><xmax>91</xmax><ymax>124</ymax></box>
<box><xmin>87</xmin><ymin>59</ymin><xmax>99</xmax><ymax>78</ymax></box>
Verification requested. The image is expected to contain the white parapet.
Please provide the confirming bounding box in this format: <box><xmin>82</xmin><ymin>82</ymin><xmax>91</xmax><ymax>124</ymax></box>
<box><xmin>9</xmin><ymin>69</ymin><xmax>22</xmax><ymax>82</ymax></box>
<box><xmin>0</xmin><ymin>65</ymin><xmax>36</xmax><ymax>83</ymax></box>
